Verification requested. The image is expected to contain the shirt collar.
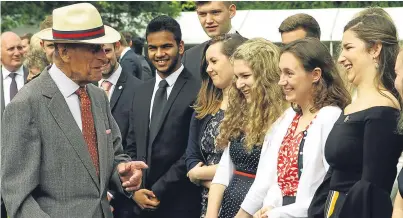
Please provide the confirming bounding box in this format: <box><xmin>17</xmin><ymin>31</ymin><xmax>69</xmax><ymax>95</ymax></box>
<box><xmin>99</xmin><ymin>64</ymin><xmax>122</xmax><ymax>87</ymax></box>
<box><xmin>155</xmin><ymin>64</ymin><xmax>184</xmax><ymax>87</ymax></box>
<box><xmin>2</xmin><ymin>65</ymin><xmax>24</xmax><ymax>80</ymax></box>
<box><xmin>119</xmin><ymin>47</ymin><xmax>131</xmax><ymax>61</ymax></box>
<box><xmin>48</xmin><ymin>64</ymin><xmax>80</xmax><ymax>98</ymax></box>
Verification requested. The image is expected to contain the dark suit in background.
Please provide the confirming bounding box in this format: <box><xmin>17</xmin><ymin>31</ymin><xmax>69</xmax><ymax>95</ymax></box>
<box><xmin>120</xmin><ymin>48</ymin><xmax>144</xmax><ymax>80</ymax></box>
<box><xmin>181</xmin><ymin>41</ymin><xmax>209</xmax><ymax>82</ymax></box>
<box><xmin>126</xmin><ymin>67</ymin><xmax>202</xmax><ymax>218</ymax></box>
<box><xmin>108</xmin><ymin>70</ymin><xmax>143</xmax><ymax>218</ymax></box>
<box><xmin>1</xmin><ymin>66</ymin><xmax>28</xmax><ymax>115</ymax></box>
<box><xmin>137</xmin><ymin>54</ymin><xmax>153</xmax><ymax>81</ymax></box>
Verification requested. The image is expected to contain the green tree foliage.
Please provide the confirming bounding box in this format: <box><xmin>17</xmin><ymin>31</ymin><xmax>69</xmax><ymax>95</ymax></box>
<box><xmin>181</xmin><ymin>1</ymin><xmax>403</xmax><ymax>11</ymax></box>
<box><xmin>1</xmin><ymin>1</ymin><xmax>182</xmax><ymax>34</ymax></box>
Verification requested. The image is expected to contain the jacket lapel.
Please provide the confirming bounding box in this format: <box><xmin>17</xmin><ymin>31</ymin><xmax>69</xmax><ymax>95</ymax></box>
<box><xmin>42</xmin><ymin>70</ymin><xmax>100</xmax><ymax>189</ymax></box>
<box><xmin>149</xmin><ymin>71</ymin><xmax>188</xmax><ymax>146</ymax></box>
<box><xmin>110</xmin><ymin>71</ymin><xmax>127</xmax><ymax>110</ymax></box>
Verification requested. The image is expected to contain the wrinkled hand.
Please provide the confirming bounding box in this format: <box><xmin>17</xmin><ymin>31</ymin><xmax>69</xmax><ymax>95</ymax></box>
<box><xmin>118</xmin><ymin>161</ymin><xmax>148</xmax><ymax>191</ymax></box>
<box><xmin>187</xmin><ymin>162</ymin><xmax>203</xmax><ymax>184</ymax></box>
<box><xmin>253</xmin><ymin>206</ymin><xmax>271</xmax><ymax>218</ymax></box>
<box><xmin>133</xmin><ymin>189</ymin><xmax>160</xmax><ymax>210</ymax></box>
<box><xmin>107</xmin><ymin>192</ymin><xmax>114</xmax><ymax>212</ymax></box>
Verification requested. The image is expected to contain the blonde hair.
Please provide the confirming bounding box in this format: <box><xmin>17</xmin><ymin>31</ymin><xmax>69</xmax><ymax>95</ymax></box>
<box><xmin>216</xmin><ymin>38</ymin><xmax>288</xmax><ymax>150</ymax></box>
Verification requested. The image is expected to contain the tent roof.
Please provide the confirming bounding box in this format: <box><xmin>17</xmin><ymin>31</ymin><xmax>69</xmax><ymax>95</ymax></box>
<box><xmin>176</xmin><ymin>7</ymin><xmax>403</xmax><ymax>44</ymax></box>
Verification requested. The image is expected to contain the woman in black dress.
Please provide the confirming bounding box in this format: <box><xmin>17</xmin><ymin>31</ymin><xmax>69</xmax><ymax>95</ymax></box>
<box><xmin>205</xmin><ymin>38</ymin><xmax>288</xmax><ymax>218</ymax></box>
<box><xmin>392</xmin><ymin>47</ymin><xmax>403</xmax><ymax>218</ymax></box>
<box><xmin>185</xmin><ymin>34</ymin><xmax>247</xmax><ymax>218</ymax></box>
<box><xmin>308</xmin><ymin>14</ymin><xmax>403</xmax><ymax>218</ymax></box>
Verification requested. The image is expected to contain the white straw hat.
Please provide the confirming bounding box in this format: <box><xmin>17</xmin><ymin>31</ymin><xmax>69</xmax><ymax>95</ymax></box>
<box><xmin>36</xmin><ymin>3</ymin><xmax>120</xmax><ymax>44</ymax></box>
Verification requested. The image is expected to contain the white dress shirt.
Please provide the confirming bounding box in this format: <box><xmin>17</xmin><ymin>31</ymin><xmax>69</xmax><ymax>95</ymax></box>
<box><xmin>149</xmin><ymin>65</ymin><xmax>184</xmax><ymax>119</ymax></box>
<box><xmin>119</xmin><ymin>47</ymin><xmax>131</xmax><ymax>62</ymax></box>
<box><xmin>48</xmin><ymin>64</ymin><xmax>83</xmax><ymax>131</ymax></box>
<box><xmin>2</xmin><ymin>65</ymin><xmax>25</xmax><ymax>107</ymax></box>
<box><xmin>236</xmin><ymin>106</ymin><xmax>342</xmax><ymax>218</ymax></box>
<box><xmin>99</xmin><ymin>64</ymin><xmax>122</xmax><ymax>101</ymax></box>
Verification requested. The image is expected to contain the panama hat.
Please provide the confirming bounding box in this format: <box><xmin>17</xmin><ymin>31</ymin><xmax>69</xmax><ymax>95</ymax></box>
<box><xmin>36</xmin><ymin>3</ymin><xmax>120</xmax><ymax>44</ymax></box>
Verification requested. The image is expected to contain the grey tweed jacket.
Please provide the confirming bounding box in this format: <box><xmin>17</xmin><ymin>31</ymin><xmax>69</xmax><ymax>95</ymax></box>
<box><xmin>1</xmin><ymin>69</ymin><xmax>131</xmax><ymax>218</ymax></box>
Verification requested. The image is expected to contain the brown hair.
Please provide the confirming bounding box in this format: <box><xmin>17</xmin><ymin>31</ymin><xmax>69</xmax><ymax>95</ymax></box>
<box><xmin>195</xmin><ymin>1</ymin><xmax>233</xmax><ymax>7</ymax></box>
<box><xmin>40</xmin><ymin>15</ymin><xmax>53</xmax><ymax>30</ymax></box>
<box><xmin>20</xmin><ymin>33</ymin><xmax>33</xmax><ymax>43</ymax></box>
<box><xmin>281</xmin><ymin>37</ymin><xmax>351</xmax><ymax>114</ymax></box>
<box><xmin>25</xmin><ymin>48</ymin><xmax>49</xmax><ymax>82</ymax></box>
<box><xmin>279</xmin><ymin>13</ymin><xmax>321</xmax><ymax>39</ymax></box>
<box><xmin>354</xmin><ymin>7</ymin><xmax>394</xmax><ymax>24</ymax></box>
<box><xmin>119</xmin><ymin>32</ymin><xmax>129</xmax><ymax>47</ymax></box>
<box><xmin>122</xmin><ymin>31</ymin><xmax>133</xmax><ymax>45</ymax></box>
<box><xmin>216</xmin><ymin>38</ymin><xmax>288</xmax><ymax>150</ymax></box>
<box><xmin>344</xmin><ymin>14</ymin><xmax>400</xmax><ymax>104</ymax></box>
<box><xmin>193</xmin><ymin>33</ymin><xmax>247</xmax><ymax>119</ymax></box>
<box><xmin>398</xmin><ymin>47</ymin><xmax>403</xmax><ymax>134</ymax></box>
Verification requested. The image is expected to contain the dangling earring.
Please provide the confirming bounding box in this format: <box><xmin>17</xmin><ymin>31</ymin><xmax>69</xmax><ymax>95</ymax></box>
<box><xmin>373</xmin><ymin>57</ymin><xmax>379</xmax><ymax>70</ymax></box>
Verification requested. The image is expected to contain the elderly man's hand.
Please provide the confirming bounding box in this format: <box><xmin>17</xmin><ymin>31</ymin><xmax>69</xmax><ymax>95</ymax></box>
<box><xmin>117</xmin><ymin>161</ymin><xmax>148</xmax><ymax>191</ymax></box>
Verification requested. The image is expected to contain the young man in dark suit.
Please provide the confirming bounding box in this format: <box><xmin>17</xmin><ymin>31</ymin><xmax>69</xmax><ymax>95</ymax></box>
<box><xmin>182</xmin><ymin>1</ymin><xmax>237</xmax><ymax>81</ymax></box>
<box><xmin>115</xmin><ymin>33</ymin><xmax>144</xmax><ymax>80</ymax></box>
<box><xmin>126</xmin><ymin>15</ymin><xmax>202</xmax><ymax>218</ymax></box>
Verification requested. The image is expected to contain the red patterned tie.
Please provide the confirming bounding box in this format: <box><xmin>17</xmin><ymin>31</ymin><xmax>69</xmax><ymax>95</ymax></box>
<box><xmin>75</xmin><ymin>87</ymin><xmax>100</xmax><ymax>176</ymax></box>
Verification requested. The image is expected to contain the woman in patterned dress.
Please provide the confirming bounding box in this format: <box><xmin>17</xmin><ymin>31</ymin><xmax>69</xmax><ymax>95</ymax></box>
<box><xmin>235</xmin><ymin>38</ymin><xmax>351</xmax><ymax>218</ymax></box>
<box><xmin>185</xmin><ymin>34</ymin><xmax>247</xmax><ymax>218</ymax></box>
<box><xmin>205</xmin><ymin>38</ymin><xmax>288</xmax><ymax>218</ymax></box>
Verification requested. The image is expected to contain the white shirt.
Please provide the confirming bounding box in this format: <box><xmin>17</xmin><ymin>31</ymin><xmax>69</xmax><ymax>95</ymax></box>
<box><xmin>149</xmin><ymin>64</ymin><xmax>184</xmax><ymax>119</ymax></box>
<box><xmin>99</xmin><ymin>64</ymin><xmax>122</xmax><ymax>101</ymax></box>
<box><xmin>48</xmin><ymin>64</ymin><xmax>82</xmax><ymax>131</ymax></box>
<box><xmin>119</xmin><ymin>47</ymin><xmax>131</xmax><ymax>62</ymax></box>
<box><xmin>2</xmin><ymin>65</ymin><xmax>25</xmax><ymax>107</ymax></box>
<box><xmin>212</xmin><ymin>106</ymin><xmax>342</xmax><ymax>218</ymax></box>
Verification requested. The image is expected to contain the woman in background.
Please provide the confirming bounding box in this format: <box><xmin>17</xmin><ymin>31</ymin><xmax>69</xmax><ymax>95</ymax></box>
<box><xmin>205</xmin><ymin>38</ymin><xmax>288</xmax><ymax>218</ymax></box>
<box><xmin>185</xmin><ymin>33</ymin><xmax>247</xmax><ymax>218</ymax></box>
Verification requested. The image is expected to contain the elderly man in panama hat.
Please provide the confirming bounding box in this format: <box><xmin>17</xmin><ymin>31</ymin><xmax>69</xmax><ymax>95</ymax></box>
<box><xmin>1</xmin><ymin>3</ymin><xmax>147</xmax><ymax>218</ymax></box>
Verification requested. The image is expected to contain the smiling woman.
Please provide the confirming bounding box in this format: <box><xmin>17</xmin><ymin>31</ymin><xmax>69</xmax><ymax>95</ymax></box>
<box><xmin>308</xmin><ymin>14</ymin><xmax>403</xmax><ymax>218</ymax></box>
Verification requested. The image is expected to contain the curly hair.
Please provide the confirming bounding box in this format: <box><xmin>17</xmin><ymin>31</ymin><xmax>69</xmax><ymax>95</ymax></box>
<box><xmin>193</xmin><ymin>34</ymin><xmax>247</xmax><ymax>119</ymax></box>
<box><xmin>216</xmin><ymin>38</ymin><xmax>288</xmax><ymax>150</ymax></box>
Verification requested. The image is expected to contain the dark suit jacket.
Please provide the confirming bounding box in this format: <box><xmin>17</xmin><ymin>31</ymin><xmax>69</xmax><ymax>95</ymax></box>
<box><xmin>1</xmin><ymin>66</ymin><xmax>28</xmax><ymax>115</ymax></box>
<box><xmin>120</xmin><ymin>48</ymin><xmax>143</xmax><ymax>80</ymax></box>
<box><xmin>110</xmin><ymin>70</ymin><xmax>143</xmax><ymax>149</ymax></box>
<box><xmin>126</xmin><ymin>68</ymin><xmax>202</xmax><ymax>218</ymax></box>
<box><xmin>137</xmin><ymin>54</ymin><xmax>153</xmax><ymax>81</ymax></box>
<box><xmin>181</xmin><ymin>41</ymin><xmax>209</xmax><ymax>82</ymax></box>
<box><xmin>108</xmin><ymin>69</ymin><xmax>143</xmax><ymax>218</ymax></box>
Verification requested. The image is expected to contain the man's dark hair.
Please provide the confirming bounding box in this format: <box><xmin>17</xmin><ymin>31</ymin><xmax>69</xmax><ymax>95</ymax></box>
<box><xmin>279</xmin><ymin>13</ymin><xmax>321</xmax><ymax>39</ymax></box>
<box><xmin>132</xmin><ymin>36</ymin><xmax>145</xmax><ymax>55</ymax></box>
<box><xmin>195</xmin><ymin>1</ymin><xmax>233</xmax><ymax>7</ymax></box>
<box><xmin>146</xmin><ymin>15</ymin><xmax>182</xmax><ymax>45</ymax></box>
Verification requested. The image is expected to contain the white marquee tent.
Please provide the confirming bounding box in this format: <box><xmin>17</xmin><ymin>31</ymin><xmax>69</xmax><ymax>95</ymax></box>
<box><xmin>177</xmin><ymin>7</ymin><xmax>403</xmax><ymax>45</ymax></box>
